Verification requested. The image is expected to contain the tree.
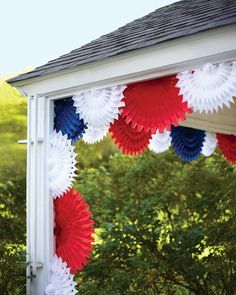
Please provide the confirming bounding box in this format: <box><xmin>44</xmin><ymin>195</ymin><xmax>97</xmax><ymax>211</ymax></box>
<box><xmin>0</xmin><ymin>80</ymin><xmax>26</xmax><ymax>295</ymax></box>
<box><xmin>0</xmin><ymin>79</ymin><xmax>27</xmax><ymax>179</ymax></box>
<box><xmin>76</xmin><ymin>151</ymin><xmax>236</xmax><ymax>295</ymax></box>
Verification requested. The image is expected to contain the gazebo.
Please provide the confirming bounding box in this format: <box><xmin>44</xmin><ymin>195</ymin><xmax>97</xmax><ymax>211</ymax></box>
<box><xmin>7</xmin><ymin>0</ymin><xmax>236</xmax><ymax>294</ymax></box>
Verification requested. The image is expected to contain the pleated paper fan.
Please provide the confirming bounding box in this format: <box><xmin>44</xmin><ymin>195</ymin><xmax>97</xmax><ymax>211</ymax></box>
<box><xmin>45</xmin><ymin>255</ymin><xmax>77</xmax><ymax>295</ymax></box>
<box><xmin>149</xmin><ymin>129</ymin><xmax>171</xmax><ymax>153</ymax></box>
<box><xmin>176</xmin><ymin>62</ymin><xmax>236</xmax><ymax>113</ymax></box>
<box><xmin>54</xmin><ymin>98</ymin><xmax>87</xmax><ymax>144</ymax></box>
<box><xmin>121</xmin><ymin>76</ymin><xmax>192</xmax><ymax>133</ymax></box>
<box><xmin>109</xmin><ymin>115</ymin><xmax>152</xmax><ymax>155</ymax></box>
<box><xmin>54</xmin><ymin>188</ymin><xmax>94</xmax><ymax>274</ymax></box>
<box><xmin>171</xmin><ymin>126</ymin><xmax>205</xmax><ymax>162</ymax></box>
<box><xmin>48</xmin><ymin>131</ymin><xmax>77</xmax><ymax>199</ymax></box>
<box><xmin>202</xmin><ymin>132</ymin><xmax>217</xmax><ymax>157</ymax></box>
<box><xmin>73</xmin><ymin>85</ymin><xmax>126</xmax><ymax>128</ymax></box>
<box><xmin>82</xmin><ymin>124</ymin><xmax>108</xmax><ymax>144</ymax></box>
<box><xmin>217</xmin><ymin>133</ymin><xmax>236</xmax><ymax>164</ymax></box>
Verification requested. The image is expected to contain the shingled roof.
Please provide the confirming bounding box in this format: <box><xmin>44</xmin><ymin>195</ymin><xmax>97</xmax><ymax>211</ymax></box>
<box><xmin>8</xmin><ymin>0</ymin><xmax>236</xmax><ymax>84</ymax></box>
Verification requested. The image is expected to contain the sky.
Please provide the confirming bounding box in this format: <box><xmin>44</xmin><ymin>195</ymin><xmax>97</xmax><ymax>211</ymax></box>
<box><xmin>0</xmin><ymin>0</ymin><xmax>178</xmax><ymax>77</ymax></box>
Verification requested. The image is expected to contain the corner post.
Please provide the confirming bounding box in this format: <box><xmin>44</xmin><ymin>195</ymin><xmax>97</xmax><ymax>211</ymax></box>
<box><xmin>26</xmin><ymin>94</ymin><xmax>54</xmax><ymax>294</ymax></box>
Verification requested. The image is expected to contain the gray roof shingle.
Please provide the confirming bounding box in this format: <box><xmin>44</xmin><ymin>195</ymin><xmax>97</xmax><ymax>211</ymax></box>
<box><xmin>8</xmin><ymin>0</ymin><xmax>236</xmax><ymax>84</ymax></box>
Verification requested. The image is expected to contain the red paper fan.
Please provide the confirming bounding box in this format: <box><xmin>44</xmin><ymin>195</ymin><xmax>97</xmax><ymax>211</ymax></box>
<box><xmin>121</xmin><ymin>75</ymin><xmax>192</xmax><ymax>133</ymax></box>
<box><xmin>54</xmin><ymin>188</ymin><xmax>94</xmax><ymax>274</ymax></box>
<box><xmin>217</xmin><ymin>133</ymin><xmax>236</xmax><ymax>164</ymax></box>
<box><xmin>109</xmin><ymin>115</ymin><xmax>152</xmax><ymax>155</ymax></box>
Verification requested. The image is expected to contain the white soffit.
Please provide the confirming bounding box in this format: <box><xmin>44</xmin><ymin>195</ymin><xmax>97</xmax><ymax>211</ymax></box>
<box><xmin>181</xmin><ymin>102</ymin><xmax>236</xmax><ymax>136</ymax></box>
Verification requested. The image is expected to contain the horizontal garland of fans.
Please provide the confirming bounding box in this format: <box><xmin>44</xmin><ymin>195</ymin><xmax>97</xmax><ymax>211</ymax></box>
<box><xmin>45</xmin><ymin>60</ymin><xmax>236</xmax><ymax>294</ymax></box>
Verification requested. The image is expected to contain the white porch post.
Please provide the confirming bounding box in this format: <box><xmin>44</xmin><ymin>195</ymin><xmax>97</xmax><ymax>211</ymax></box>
<box><xmin>26</xmin><ymin>94</ymin><xmax>54</xmax><ymax>295</ymax></box>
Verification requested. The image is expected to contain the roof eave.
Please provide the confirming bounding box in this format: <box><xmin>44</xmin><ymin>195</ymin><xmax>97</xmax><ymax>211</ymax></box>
<box><xmin>8</xmin><ymin>24</ymin><xmax>236</xmax><ymax>136</ymax></box>
<box><xmin>8</xmin><ymin>24</ymin><xmax>236</xmax><ymax>98</ymax></box>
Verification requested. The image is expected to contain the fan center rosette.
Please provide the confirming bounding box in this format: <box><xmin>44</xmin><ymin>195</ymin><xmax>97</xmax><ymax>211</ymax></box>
<box><xmin>176</xmin><ymin>62</ymin><xmax>236</xmax><ymax>113</ymax></box>
<box><xmin>121</xmin><ymin>75</ymin><xmax>192</xmax><ymax>133</ymax></box>
<box><xmin>48</xmin><ymin>131</ymin><xmax>77</xmax><ymax>199</ymax></box>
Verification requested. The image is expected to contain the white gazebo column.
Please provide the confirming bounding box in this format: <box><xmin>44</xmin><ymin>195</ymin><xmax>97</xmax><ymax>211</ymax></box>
<box><xmin>26</xmin><ymin>94</ymin><xmax>54</xmax><ymax>295</ymax></box>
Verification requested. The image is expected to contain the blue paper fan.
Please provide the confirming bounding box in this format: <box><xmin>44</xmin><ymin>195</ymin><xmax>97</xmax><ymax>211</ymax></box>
<box><xmin>171</xmin><ymin>126</ymin><xmax>205</xmax><ymax>162</ymax></box>
<box><xmin>54</xmin><ymin>98</ymin><xmax>87</xmax><ymax>143</ymax></box>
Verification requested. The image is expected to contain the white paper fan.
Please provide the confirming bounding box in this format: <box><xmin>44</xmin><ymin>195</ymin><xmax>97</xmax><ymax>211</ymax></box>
<box><xmin>202</xmin><ymin>132</ymin><xmax>218</xmax><ymax>157</ymax></box>
<box><xmin>48</xmin><ymin>131</ymin><xmax>77</xmax><ymax>199</ymax></box>
<box><xmin>82</xmin><ymin>124</ymin><xmax>108</xmax><ymax>144</ymax></box>
<box><xmin>73</xmin><ymin>85</ymin><xmax>126</xmax><ymax>128</ymax></box>
<box><xmin>176</xmin><ymin>61</ymin><xmax>236</xmax><ymax>113</ymax></box>
<box><xmin>149</xmin><ymin>129</ymin><xmax>171</xmax><ymax>153</ymax></box>
<box><xmin>45</xmin><ymin>255</ymin><xmax>77</xmax><ymax>295</ymax></box>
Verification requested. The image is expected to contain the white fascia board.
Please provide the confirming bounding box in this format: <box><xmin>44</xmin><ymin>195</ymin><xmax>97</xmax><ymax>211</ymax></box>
<box><xmin>12</xmin><ymin>24</ymin><xmax>236</xmax><ymax>98</ymax></box>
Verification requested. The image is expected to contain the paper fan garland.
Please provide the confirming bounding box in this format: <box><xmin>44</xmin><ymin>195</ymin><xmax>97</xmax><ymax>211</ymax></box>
<box><xmin>54</xmin><ymin>188</ymin><xmax>94</xmax><ymax>274</ymax></box>
<box><xmin>171</xmin><ymin>126</ymin><xmax>205</xmax><ymax>162</ymax></box>
<box><xmin>217</xmin><ymin>133</ymin><xmax>236</xmax><ymax>164</ymax></box>
<box><xmin>73</xmin><ymin>85</ymin><xmax>126</xmax><ymax>129</ymax></box>
<box><xmin>48</xmin><ymin>131</ymin><xmax>77</xmax><ymax>199</ymax></box>
<box><xmin>82</xmin><ymin>124</ymin><xmax>108</xmax><ymax>144</ymax></box>
<box><xmin>109</xmin><ymin>115</ymin><xmax>152</xmax><ymax>155</ymax></box>
<box><xmin>45</xmin><ymin>255</ymin><xmax>77</xmax><ymax>295</ymax></box>
<box><xmin>149</xmin><ymin>129</ymin><xmax>171</xmax><ymax>153</ymax></box>
<box><xmin>176</xmin><ymin>62</ymin><xmax>236</xmax><ymax>113</ymax></box>
<box><xmin>121</xmin><ymin>76</ymin><xmax>192</xmax><ymax>133</ymax></box>
<box><xmin>202</xmin><ymin>132</ymin><xmax>217</xmax><ymax>157</ymax></box>
<box><xmin>54</xmin><ymin>98</ymin><xmax>87</xmax><ymax>144</ymax></box>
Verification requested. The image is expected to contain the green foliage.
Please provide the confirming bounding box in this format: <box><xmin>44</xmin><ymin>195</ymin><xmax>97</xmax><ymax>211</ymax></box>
<box><xmin>0</xmin><ymin>80</ymin><xmax>27</xmax><ymax>179</ymax></box>
<box><xmin>0</xmin><ymin>242</ymin><xmax>26</xmax><ymax>295</ymax></box>
<box><xmin>76</xmin><ymin>151</ymin><xmax>236</xmax><ymax>295</ymax></box>
<box><xmin>75</xmin><ymin>134</ymin><xmax>118</xmax><ymax>169</ymax></box>
<box><xmin>0</xmin><ymin>80</ymin><xmax>26</xmax><ymax>295</ymax></box>
<box><xmin>0</xmin><ymin>178</ymin><xmax>26</xmax><ymax>295</ymax></box>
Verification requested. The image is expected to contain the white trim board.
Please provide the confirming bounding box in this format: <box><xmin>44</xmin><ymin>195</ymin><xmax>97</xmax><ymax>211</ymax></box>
<box><xmin>13</xmin><ymin>23</ymin><xmax>236</xmax><ymax>136</ymax></box>
<box><xmin>11</xmin><ymin>24</ymin><xmax>236</xmax><ymax>98</ymax></box>
<box><xmin>26</xmin><ymin>96</ymin><xmax>54</xmax><ymax>295</ymax></box>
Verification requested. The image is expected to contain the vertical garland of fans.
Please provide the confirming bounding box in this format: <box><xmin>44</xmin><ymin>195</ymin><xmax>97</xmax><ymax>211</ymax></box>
<box><xmin>45</xmin><ymin>60</ymin><xmax>236</xmax><ymax>294</ymax></box>
<box><xmin>46</xmin><ymin>100</ymin><xmax>94</xmax><ymax>294</ymax></box>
